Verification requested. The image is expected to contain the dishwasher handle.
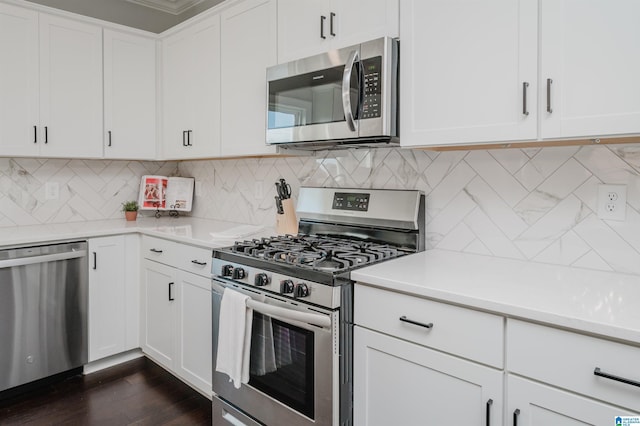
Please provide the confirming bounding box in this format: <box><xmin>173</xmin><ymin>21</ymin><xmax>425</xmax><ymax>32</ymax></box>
<box><xmin>0</xmin><ymin>250</ymin><xmax>87</xmax><ymax>269</ymax></box>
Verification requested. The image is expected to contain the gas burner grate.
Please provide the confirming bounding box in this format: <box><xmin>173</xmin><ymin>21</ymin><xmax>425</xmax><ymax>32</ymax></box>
<box><xmin>227</xmin><ymin>234</ymin><xmax>409</xmax><ymax>272</ymax></box>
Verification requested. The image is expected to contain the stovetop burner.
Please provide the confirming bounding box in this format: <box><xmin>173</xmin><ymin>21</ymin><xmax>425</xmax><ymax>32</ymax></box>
<box><xmin>227</xmin><ymin>234</ymin><xmax>409</xmax><ymax>273</ymax></box>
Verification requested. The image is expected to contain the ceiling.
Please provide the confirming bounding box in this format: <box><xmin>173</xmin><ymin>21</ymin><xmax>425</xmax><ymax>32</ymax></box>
<box><xmin>25</xmin><ymin>0</ymin><xmax>225</xmax><ymax>33</ymax></box>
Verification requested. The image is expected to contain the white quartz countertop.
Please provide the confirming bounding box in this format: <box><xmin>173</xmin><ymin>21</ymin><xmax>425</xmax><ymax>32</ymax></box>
<box><xmin>1</xmin><ymin>217</ymin><xmax>274</xmax><ymax>249</ymax></box>
<box><xmin>352</xmin><ymin>249</ymin><xmax>640</xmax><ymax>345</ymax></box>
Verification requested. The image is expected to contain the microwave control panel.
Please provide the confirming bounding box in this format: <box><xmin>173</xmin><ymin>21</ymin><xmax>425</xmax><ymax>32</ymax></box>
<box><xmin>333</xmin><ymin>192</ymin><xmax>370</xmax><ymax>211</ymax></box>
<box><xmin>361</xmin><ymin>56</ymin><xmax>382</xmax><ymax>120</ymax></box>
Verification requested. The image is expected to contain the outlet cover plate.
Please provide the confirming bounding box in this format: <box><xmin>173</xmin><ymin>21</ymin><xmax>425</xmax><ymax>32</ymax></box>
<box><xmin>45</xmin><ymin>182</ymin><xmax>59</xmax><ymax>200</ymax></box>
<box><xmin>597</xmin><ymin>184</ymin><xmax>626</xmax><ymax>221</ymax></box>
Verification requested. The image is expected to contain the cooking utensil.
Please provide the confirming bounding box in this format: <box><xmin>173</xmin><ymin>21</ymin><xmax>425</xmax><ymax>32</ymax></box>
<box><xmin>275</xmin><ymin>196</ymin><xmax>284</xmax><ymax>214</ymax></box>
<box><xmin>276</xmin><ymin>178</ymin><xmax>291</xmax><ymax>199</ymax></box>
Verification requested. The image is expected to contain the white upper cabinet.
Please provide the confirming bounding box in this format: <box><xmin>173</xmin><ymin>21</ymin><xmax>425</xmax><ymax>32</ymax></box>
<box><xmin>277</xmin><ymin>0</ymin><xmax>399</xmax><ymax>63</ymax></box>
<box><xmin>540</xmin><ymin>0</ymin><xmax>640</xmax><ymax>139</ymax></box>
<box><xmin>39</xmin><ymin>14</ymin><xmax>103</xmax><ymax>158</ymax></box>
<box><xmin>0</xmin><ymin>3</ymin><xmax>39</xmax><ymax>157</ymax></box>
<box><xmin>162</xmin><ymin>14</ymin><xmax>221</xmax><ymax>159</ymax></box>
<box><xmin>401</xmin><ymin>0</ymin><xmax>640</xmax><ymax>148</ymax></box>
<box><xmin>103</xmin><ymin>29</ymin><xmax>157</xmax><ymax>160</ymax></box>
<box><xmin>400</xmin><ymin>0</ymin><xmax>538</xmax><ymax>147</ymax></box>
<box><xmin>0</xmin><ymin>5</ymin><xmax>103</xmax><ymax>158</ymax></box>
<box><xmin>220</xmin><ymin>0</ymin><xmax>277</xmax><ymax>157</ymax></box>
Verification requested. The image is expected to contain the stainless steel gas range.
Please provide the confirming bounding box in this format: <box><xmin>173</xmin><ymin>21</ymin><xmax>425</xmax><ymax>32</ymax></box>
<box><xmin>211</xmin><ymin>187</ymin><xmax>425</xmax><ymax>426</ymax></box>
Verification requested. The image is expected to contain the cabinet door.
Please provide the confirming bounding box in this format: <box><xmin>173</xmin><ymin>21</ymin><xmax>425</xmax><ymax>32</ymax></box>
<box><xmin>0</xmin><ymin>3</ymin><xmax>39</xmax><ymax>157</ymax></box>
<box><xmin>354</xmin><ymin>326</ymin><xmax>503</xmax><ymax>426</ymax></box>
<box><xmin>88</xmin><ymin>236</ymin><xmax>127</xmax><ymax>362</ymax></box>
<box><xmin>141</xmin><ymin>259</ymin><xmax>176</xmax><ymax>369</ymax></box>
<box><xmin>175</xmin><ymin>271</ymin><xmax>212</xmax><ymax>396</ymax></box>
<box><xmin>104</xmin><ymin>30</ymin><xmax>156</xmax><ymax>160</ymax></box>
<box><xmin>277</xmin><ymin>0</ymin><xmax>328</xmax><ymax>63</ymax></box>
<box><xmin>162</xmin><ymin>15</ymin><xmax>221</xmax><ymax>159</ymax></box>
<box><xmin>400</xmin><ymin>0</ymin><xmax>537</xmax><ymax>147</ymax></box>
<box><xmin>540</xmin><ymin>0</ymin><xmax>640</xmax><ymax>139</ymax></box>
<box><xmin>162</xmin><ymin>28</ymin><xmax>192</xmax><ymax>159</ymax></box>
<box><xmin>331</xmin><ymin>0</ymin><xmax>398</xmax><ymax>51</ymax></box>
<box><xmin>507</xmin><ymin>375</ymin><xmax>639</xmax><ymax>426</ymax></box>
<box><xmin>221</xmin><ymin>0</ymin><xmax>277</xmax><ymax>157</ymax></box>
<box><xmin>39</xmin><ymin>14</ymin><xmax>102</xmax><ymax>158</ymax></box>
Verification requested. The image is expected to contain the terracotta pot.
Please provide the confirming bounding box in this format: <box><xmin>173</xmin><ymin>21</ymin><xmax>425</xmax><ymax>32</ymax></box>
<box><xmin>125</xmin><ymin>211</ymin><xmax>138</xmax><ymax>221</ymax></box>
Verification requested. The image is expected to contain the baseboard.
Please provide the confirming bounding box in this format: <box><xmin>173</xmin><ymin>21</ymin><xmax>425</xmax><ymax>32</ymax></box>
<box><xmin>83</xmin><ymin>349</ymin><xmax>145</xmax><ymax>375</ymax></box>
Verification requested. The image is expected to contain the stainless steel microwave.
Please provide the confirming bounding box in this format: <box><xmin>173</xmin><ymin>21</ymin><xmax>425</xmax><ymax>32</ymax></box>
<box><xmin>266</xmin><ymin>37</ymin><xmax>399</xmax><ymax>150</ymax></box>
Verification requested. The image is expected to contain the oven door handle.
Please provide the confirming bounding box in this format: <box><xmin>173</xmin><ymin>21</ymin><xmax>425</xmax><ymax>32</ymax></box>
<box><xmin>247</xmin><ymin>299</ymin><xmax>331</xmax><ymax>328</ymax></box>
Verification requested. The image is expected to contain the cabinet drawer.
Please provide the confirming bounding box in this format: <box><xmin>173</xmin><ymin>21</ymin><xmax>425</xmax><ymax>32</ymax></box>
<box><xmin>507</xmin><ymin>319</ymin><xmax>640</xmax><ymax>412</ymax></box>
<box><xmin>141</xmin><ymin>236</ymin><xmax>211</xmax><ymax>277</ymax></box>
<box><xmin>355</xmin><ymin>284</ymin><xmax>504</xmax><ymax>367</ymax></box>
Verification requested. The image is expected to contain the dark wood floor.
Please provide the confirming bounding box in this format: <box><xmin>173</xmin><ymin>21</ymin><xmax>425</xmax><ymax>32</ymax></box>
<box><xmin>0</xmin><ymin>357</ymin><xmax>212</xmax><ymax>426</ymax></box>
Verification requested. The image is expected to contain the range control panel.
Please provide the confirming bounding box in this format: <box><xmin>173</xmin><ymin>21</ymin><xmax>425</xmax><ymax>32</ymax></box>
<box><xmin>333</xmin><ymin>192</ymin><xmax>370</xmax><ymax>211</ymax></box>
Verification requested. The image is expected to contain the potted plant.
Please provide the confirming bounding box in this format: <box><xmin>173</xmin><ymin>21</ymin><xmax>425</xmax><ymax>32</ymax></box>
<box><xmin>122</xmin><ymin>200</ymin><xmax>139</xmax><ymax>221</ymax></box>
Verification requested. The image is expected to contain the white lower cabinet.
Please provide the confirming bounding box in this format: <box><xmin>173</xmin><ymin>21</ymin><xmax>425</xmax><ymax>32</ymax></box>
<box><xmin>506</xmin><ymin>319</ymin><xmax>640</xmax><ymax>424</ymax></box>
<box><xmin>507</xmin><ymin>375</ymin><xmax>633</xmax><ymax>426</ymax></box>
<box><xmin>354</xmin><ymin>326</ymin><xmax>503</xmax><ymax>426</ymax></box>
<box><xmin>354</xmin><ymin>284</ymin><xmax>504</xmax><ymax>426</ymax></box>
<box><xmin>140</xmin><ymin>237</ymin><xmax>212</xmax><ymax>396</ymax></box>
<box><xmin>88</xmin><ymin>235</ymin><xmax>139</xmax><ymax>362</ymax></box>
<box><xmin>141</xmin><ymin>260</ymin><xmax>176</xmax><ymax>369</ymax></box>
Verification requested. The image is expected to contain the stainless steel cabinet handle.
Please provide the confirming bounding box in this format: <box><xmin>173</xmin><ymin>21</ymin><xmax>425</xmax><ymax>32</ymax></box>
<box><xmin>513</xmin><ymin>409</ymin><xmax>520</xmax><ymax>426</ymax></box>
<box><xmin>486</xmin><ymin>399</ymin><xmax>493</xmax><ymax>426</ymax></box>
<box><xmin>168</xmin><ymin>282</ymin><xmax>174</xmax><ymax>301</ymax></box>
<box><xmin>320</xmin><ymin>15</ymin><xmax>326</xmax><ymax>39</ymax></box>
<box><xmin>92</xmin><ymin>251</ymin><xmax>97</xmax><ymax>270</ymax></box>
<box><xmin>594</xmin><ymin>367</ymin><xmax>640</xmax><ymax>388</ymax></box>
<box><xmin>187</xmin><ymin>130</ymin><xmax>192</xmax><ymax>146</ymax></box>
<box><xmin>149</xmin><ymin>248</ymin><xmax>163</xmax><ymax>253</ymax></box>
<box><xmin>341</xmin><ymin>49</ymin><xmax>360</xmax><ymax>132</ymax></box>
<box><xmin>522</xmin><ymin>82</ymin><xmax>529</xmax><ymax>116</ymax></box>
<box><xmin>330</xmin><ymin>12</ymin><xmax>336</xmax><ymax>36</ymax></box>
<box><xmin>34</xmin><ymin>125</ymin><xmax>37</xmax><ymax>143</ymax></box>
<box><xmin>191</xmin><ymin>260</ymin><xmax>207</xmax><ymax>266</ymax></box>
<box><xmin>546</xmin><ymin>78</ymin><xmax>553</xmax><ymax>113</ymax></box>
<box><xmin>0</xmin><ymin>250</ymin><xmax>86</xmax><ymax>268</ymax></box>
<box><xmin>399</xmin><ymin>315</ymin><xmax>433</xmax><ymax>329</ymax></box>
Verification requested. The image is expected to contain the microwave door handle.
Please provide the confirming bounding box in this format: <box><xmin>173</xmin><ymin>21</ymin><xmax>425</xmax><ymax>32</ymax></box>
<box><xmin>246</xmin><ymin>299</ymin><xmax>331</xmax><ymax>328</ymax></box>
<box><xmin>342</xmin><ymin>49</ymin><xmax>359</xmax><ymax>132</ymax></box>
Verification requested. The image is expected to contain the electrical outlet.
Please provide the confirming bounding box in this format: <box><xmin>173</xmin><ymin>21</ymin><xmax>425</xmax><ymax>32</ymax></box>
<box><xmin>597</xmin><ymin>184</ymin><xmax>627</xmax><ymax>221</ymax></box>
<box><xmin>254</xmin><ymin>181</ymin><xmax>264</xmax><ymax>199</ymax></box>
<box><xmin>45</xmin><ymin>182</ymin><xmax>59</xmax><ymax>200</ymax></box>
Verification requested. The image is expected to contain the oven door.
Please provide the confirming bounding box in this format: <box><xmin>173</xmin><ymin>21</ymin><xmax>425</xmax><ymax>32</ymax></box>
<box><xmin>211</xmin><ymin>278</ymin><xmax>338</xmax><ymax>426</ymax></box>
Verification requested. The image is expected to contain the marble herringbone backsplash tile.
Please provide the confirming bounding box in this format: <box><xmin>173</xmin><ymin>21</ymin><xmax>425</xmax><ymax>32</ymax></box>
<box><xmin>2</xmin><ymin>144</ymin><xmax>640</xmax><ymax>275</ymax></box>
<box><xmin>180</xmin><ymin>144</ymin><xmax>640</xmax><ymax>275</ymax></box>
<box><xmin>0</xmin><ymin>158</ymin><xmax>178</xmax><ymax>227</ymax></box>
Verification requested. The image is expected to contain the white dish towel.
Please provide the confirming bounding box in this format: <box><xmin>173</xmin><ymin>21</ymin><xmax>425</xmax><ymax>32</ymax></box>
<box><xmin>215</xmin><ymin>288</ymin><xmax>253</xmax><ymax>389</ymax></box>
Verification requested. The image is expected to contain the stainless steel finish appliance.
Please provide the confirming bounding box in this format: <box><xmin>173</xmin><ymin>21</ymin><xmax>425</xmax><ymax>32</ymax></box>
<box><xmin>266</xmin><ymin>37</ymin><xmax>399</xmax><ymax>151</ymax></box>
<box><xmin>211</xmin><ymin>187</ymin><xmax>425</xmax><ymax>426</ymax></box>
<box><xmin>0</xmin><ymin>241</ymin><xmax>88</xmax><ymax>392</ymax></box>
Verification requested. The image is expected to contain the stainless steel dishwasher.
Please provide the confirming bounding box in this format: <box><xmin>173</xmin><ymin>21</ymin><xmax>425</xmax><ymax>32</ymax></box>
<box><xmin>0</xmin><ymin>241</ymin><xmax>88</xmax><ymax>392</ymax></box>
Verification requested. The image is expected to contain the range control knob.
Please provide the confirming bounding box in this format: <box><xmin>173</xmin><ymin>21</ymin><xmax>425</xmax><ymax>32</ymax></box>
<box><xmin>254</xmin><ymin>273</ymin><xmax>270</xmax><ymax>287</ymax></box>
<box><xmin>232</xmin><ymin>267</ymin><xmax>246</xmax><ymax>280</ymax></box>
<box><xmin>221</xmin><ymin>264</ymin><xmax>234</xmax><ymax>277</ymax></box>
<box><xmin>280</xmin><ymin>279</ymin><xmax>294</xmax><ymax>294</ymax></box>
<box><xmin>294</xmin><ymin>283</ymin><xmax>310</xmax><ymax>299</ymax></box>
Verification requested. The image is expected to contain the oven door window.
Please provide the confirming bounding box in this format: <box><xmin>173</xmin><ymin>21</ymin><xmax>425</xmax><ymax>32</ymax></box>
<box><xmin>248</xmin><ymin>312</ymin><xmax>315</xmax><ymax>420</ymax></box>
<box><xmin>267</xmin><ymin>63</ymin><xmax>360</xmax><ymax>129</ymax></box>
